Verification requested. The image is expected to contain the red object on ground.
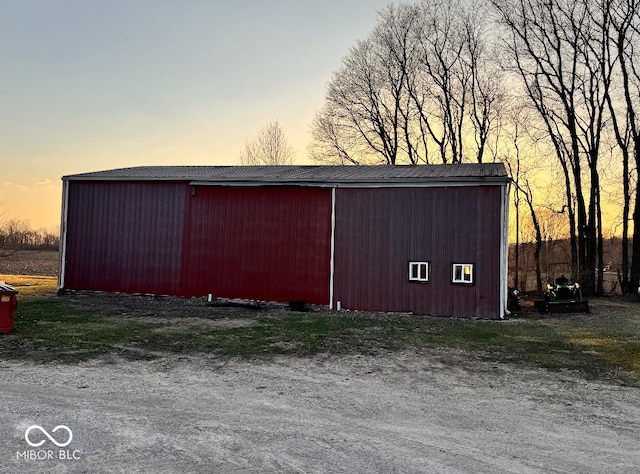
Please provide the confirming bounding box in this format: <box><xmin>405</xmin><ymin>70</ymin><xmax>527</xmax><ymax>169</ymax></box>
<box><xmin>0</xmin><ymin>284</ymin><xmax>18</xmax><ymax>334</ymax></box>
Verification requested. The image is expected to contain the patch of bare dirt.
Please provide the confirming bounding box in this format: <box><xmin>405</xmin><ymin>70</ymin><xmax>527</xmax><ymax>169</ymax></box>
<box><xmin>1</xmin><ymin>350</ymin><xmax>639</xmax><ymax>473</ymax></box>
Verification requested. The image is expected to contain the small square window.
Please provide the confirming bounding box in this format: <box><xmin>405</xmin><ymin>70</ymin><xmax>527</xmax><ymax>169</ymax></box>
<box><xmin>452</xmin><ymin>263</ymin><xmax>474</xmax><ymax>284</ymax></box>
<box><xmin>409</xmin><ymin>262</ymin><xmax>429</xmax><ymax>282</ymax></box>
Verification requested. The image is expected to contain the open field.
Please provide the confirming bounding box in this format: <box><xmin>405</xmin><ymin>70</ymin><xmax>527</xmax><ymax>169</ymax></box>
<box><xmin>0</xmin><ymin>250</ymin><xmax>58</xmax><ymax>277</ymax></box>
<box><xmin>1</xmin><ymin>275</ymin><xmax>640</xmax><ymax>472</ymax></box>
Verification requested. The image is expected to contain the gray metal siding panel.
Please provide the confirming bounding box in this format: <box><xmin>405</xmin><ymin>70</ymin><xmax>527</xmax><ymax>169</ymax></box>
<box><xmin>333</xmin><ymin>186</ymin><xmax>503</xmax><ymax>318</ymax></box>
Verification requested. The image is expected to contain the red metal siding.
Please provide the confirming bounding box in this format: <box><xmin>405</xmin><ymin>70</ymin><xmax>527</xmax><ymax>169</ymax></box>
<box><xmin>63</xmin><ymin>181</ymin><xmax>187</xmax><ymax>295</ymax></box>
<box><xmin>332</xmin><ymin>186</ymin><xmax>503</xmax><ymax>318</ymax></box>
<box><xmin>180</xmin><ymin>186</ymin><xmax>332</xmax><ymax>304</ymax></box>
<box><xmin>63</xmin><ymin>179</ymin><xmax>503</xmax><ymax>317</ymax></box>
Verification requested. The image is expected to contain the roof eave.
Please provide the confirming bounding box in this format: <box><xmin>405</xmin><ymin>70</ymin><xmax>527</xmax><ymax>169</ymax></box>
<box><xmin>188</xmin><ymin>177</ymin><xmax>510</xmax><ymax>187</ymax></box>
<box><xmin>62</xmin><ymin>176</ymin><xmax>510</xmax><ymax>186</ymax></box>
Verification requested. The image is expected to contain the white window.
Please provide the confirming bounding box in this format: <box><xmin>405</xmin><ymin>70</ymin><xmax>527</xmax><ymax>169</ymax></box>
<box><xmin>409</xmin><ymin>262</ymin><xmax>429</xmax><ymax>282</ymax></box>
<box><xmin>452</xmin><ymin>263</ymin><xmax>474</xmax><ymax>284</ymax></box>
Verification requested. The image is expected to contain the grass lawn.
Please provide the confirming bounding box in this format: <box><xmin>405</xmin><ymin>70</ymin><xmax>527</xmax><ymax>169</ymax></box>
<box><xmin>1</xmin><ymin>275</ymin><xmax>639</xmax><ymax>385</ymax></box>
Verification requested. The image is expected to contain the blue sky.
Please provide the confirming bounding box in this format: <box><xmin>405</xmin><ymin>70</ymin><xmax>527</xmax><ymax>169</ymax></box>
<box><xmin>0</xmin><ymin>0</ymin><xmax>390</xmax><ymax>228</ymax></box>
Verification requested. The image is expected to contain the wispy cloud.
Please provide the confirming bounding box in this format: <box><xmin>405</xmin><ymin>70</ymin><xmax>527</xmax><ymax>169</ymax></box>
<box><xmin>33</xmin><ymin>178</ymin><xmax>58</xmax><ymax>191</ymax></box>
<box><xmin>2</xmin><ymin>181</ymin><xmax>28</xmax><ymax>190</ymax></box>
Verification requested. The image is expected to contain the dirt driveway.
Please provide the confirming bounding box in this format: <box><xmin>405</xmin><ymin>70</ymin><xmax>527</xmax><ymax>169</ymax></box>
<box><xmin>1</xmin><ymin>349</ymin><xmax>639</xmax><ymax>474</ymax></box>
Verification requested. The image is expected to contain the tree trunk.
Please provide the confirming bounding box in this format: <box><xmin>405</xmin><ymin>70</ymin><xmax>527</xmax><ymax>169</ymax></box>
<box><xmin>586</xmin><ymin>166</ymin><xmax>601</xmax><ymax>296</ymax></box>
<box><xmin>596</xmin><ymin>186</ymin><xmax>604</xmax><ymax>295</ymax></box>
<box><xmin>622</xmin><ymin>149</ymin><xmax>630</xmax><ymax>293</ymax></box>
<box><xmin>514</xmin><ymin>198</ymin><xmax>520</xmax><ymax>289</ymax></box>
<box><xmin>557</xmin><ymin>157</ymin><xmax>578</xmax><ymax>281</ymax></box>
<box><xmin>630</xmin><ymin>162</ymin><xmax>640</xmax><ymax>294</ymax></box>
<box><xmin>524</xmin><ymin>185</ymin><xmax>543</xmax><ymax>293</ymax></box>
<box><xmin>534</xmin><ymin>239</ymin><xmax>543</xmax><ymax>294</ymax></box>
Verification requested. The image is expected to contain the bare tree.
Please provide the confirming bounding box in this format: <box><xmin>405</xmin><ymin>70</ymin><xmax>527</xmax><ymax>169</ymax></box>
<box><xmin>409</xmin><ymin>0</ymin><xmax>503</xmax><ymax>163</ymax></box>
<box><xmin>309</xmin><ymin>104</ymin><xmax>373</xmax><ymax>165</ymax></box>
<box><xmin>408</xmin><ymin>0</ymin><xmax>465</xmax><ymax>163</ymax></box>
<box><xmin>465</xmin><ymin>4</ymin><xmax>505</xmax><ymax>163</ymax></box>
<box><xmin>607</xmin><ymin>0</ymin><xmax>640</xmax><ymax>294</ymax></box>
<box><xmin>502</xmin><ymin>105</ymin><xmax>547</xmax><ymax>291</ymax></box>
<box><xmin>239</xmin><ymin>120</ymin><xmax>294</xmax><ymax>166</ymax></box>
<box><xmin>492</xmin><ymin>0</ymin><xmax>614</xmax><ymax>295</ymax></box>
<box><xmin>311</xmin><ymin>5</ymin><xmax>420</xmax><ymax>165</ymax></box>
<box><xmin>311</xmin><ymin>0</ymin><xmax>503</xmax><ymax>165</ymax></box>
<box><xmin>0</xmin><ymin>218</ymin><xmax>59</xmax><ymax>252</ymax></box>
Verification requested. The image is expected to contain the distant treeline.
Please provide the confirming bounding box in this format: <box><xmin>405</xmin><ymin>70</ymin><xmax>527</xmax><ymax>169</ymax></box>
<box><xmin>0</xmin><ymin>219</ymin><xmax>59</xmax><ymax>251</ymax></box>
<box><xmin>510</xmin><ymin>237</ymin><xmax>631</xmax><ymax>296</ymax></box>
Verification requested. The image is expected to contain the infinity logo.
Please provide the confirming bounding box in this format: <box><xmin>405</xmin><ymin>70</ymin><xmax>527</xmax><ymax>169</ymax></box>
<box><xmin>24</xmin><ymin>425</ymin><xmax>73</xmax><ymax>448</ymax></box>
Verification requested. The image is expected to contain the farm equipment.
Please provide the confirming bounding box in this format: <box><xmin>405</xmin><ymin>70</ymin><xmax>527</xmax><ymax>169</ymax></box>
<box><xmin>534</xmin><ymin>275</ymin><xmax>590</xmax><ymax>313</ymax></box>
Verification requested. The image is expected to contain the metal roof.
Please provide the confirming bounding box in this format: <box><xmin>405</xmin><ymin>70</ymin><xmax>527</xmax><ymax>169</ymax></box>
<box><xmin>63</xmin><ymin>163</ymin><xmax>509</xmax><ymax>185</ymax></box>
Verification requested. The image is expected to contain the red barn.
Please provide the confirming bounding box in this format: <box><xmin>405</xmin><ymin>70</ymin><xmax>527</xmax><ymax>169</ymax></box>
<box><xmin>59</xmin><ymin>164</ymin><xmax>511</xmax><ymax>318</ymax></box>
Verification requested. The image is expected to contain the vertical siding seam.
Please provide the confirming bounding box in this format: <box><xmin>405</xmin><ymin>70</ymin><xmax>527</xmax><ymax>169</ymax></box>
<box><xmin>329</xmin><ymin>187</ymin><xmax>336</xmax><ymax>310</ymax></box>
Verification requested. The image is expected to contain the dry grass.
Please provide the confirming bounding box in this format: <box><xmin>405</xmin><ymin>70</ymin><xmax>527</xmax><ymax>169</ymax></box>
<box><xmin>0</xmin><ymin>274</ymin><xmax>57</xmax><ymax>296</ymax></box>
<box><xmin>1</xmin><ymin>274</ymin><xmax>639</xmax><ymax>386</ymax></box>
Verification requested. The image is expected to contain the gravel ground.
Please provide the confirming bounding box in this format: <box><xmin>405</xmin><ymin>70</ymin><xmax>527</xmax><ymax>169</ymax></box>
<box><xmin>1</xmin><ymin>349</ymin><xmax>639</xmax><ymax>473</ymax></box>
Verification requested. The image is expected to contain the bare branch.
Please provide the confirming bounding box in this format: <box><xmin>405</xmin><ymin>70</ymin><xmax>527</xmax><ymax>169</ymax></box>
<box><xmin>239</xmin><ymin>120</ymin><xmax>295</xmax><ymax>166</ymax></box>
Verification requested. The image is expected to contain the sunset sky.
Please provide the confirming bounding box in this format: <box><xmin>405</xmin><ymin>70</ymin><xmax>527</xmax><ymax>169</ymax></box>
<box><xmin>1</xmin><ymin>0</ymin><xmax>391</xmax><ymax>229</ymax></box>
